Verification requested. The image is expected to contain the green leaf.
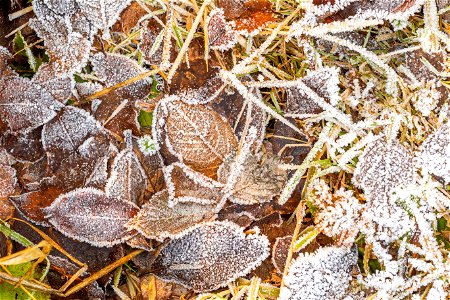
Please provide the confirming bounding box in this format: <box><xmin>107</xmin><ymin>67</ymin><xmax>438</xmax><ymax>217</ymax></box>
<box><xmin>138</xmin><ymin>110</ymin><xmax>153</xmax><ymax>128</ymax></box>
<box><xmin>0</xmin><ymin>262</ymin><xmax>50</xmax><ymax>300</ymax></box>
<box><xmin>13</xmin><ymin>31</ymin><xmax>40</xmax><ymax>72</ymax></box>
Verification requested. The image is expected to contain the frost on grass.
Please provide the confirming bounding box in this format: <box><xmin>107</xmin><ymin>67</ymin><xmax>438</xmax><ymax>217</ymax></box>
<box><xmin>352</xmin><ymin>138</ymin><xmax>414</xmax><ymax>198</ymax></box>
<box><xmin>286</xmin><ymin>67</ymin><xmax>340</xmax><ymax>116</ymax></box>
<box><xmin>126</xmin><ymin>189</ymin><xmax>216</xmax><ymax>242</ymax></box>
<box><xmin>207</xmin><ymin>8</ymin><xmax>238</xmax><ymax>51</ymax></box>
<box><xmin>44</xmin><ymin>187</ymin><xmax>139</xmax><ymax>247</ymax></box>
<box><xmin>90</xmin><ymin>52</ymin><xmax>152</xmax><ymax>101</ymax></box>
<box><xmin>279</xmin><ymin>246</ymin><xmax>357</xmax><ymax>300</ymax></box>
<box><xmin>217</xmin><ymin>152</ymin><xmax>288</xmax><ymax>205</ymax></box>
<box><xmin>154</xmin><ymin>99</ymin><xmax>238</xmax><ymax>177</ymax></box>
<box><xmin>418</xmin><ymin>123</ymin><xmax>450</xmax><ymax>183</ymax></box>
<box><xmin>152</xmin><ymin>221</ymin><xmax>269</xmax><ymax>292</ymax></box>
<box><xmin>42</xmin><ymin>106</ymin><xmax>106</xmax><ymax>170</ymax></box>
<box><xmin>0</xmin><ymin>77</ymin><xmax>63</xmax><ymax>132</ymax></box>
<box><xmin>105</xmin><ymin>144</ymin><xmax>148</xmax><ymax>205</ymax></box>
<box><xmin>164</xmin><ymin>162</ymin><xmax>224</xmax><ymax>206</ymax></box>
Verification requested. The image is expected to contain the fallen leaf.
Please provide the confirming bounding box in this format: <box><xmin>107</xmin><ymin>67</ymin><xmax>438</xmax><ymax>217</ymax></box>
<box><xmin>32</xmin><ymin>63</ymin><xmax>74</xmax><ymax>104</ymax></box>
<box><xmin>0</xmin><ymin>164</ymin><xmax>16</xmax><ymax>199</ymax></box>
<box><xmin>152</xmin><ymin>221</ymin><xmax>270</xmax><ymax>292</ymax></box>
<box><xmin>154</xmin><ymin>99</ymin><xmax>238</xmax><ymax>177</ymax></box>
<box><xmin>2</xmin><ymin>126</ymin><xmax>45</xmax><ymax>162</ymax></box>
<box><xmin>207</xmin><ymin>8</ymin><xmax>238</xmax><ymax>51</ymax></box>
<box><xmin>44</xmin><ymin>187</ymin><xmax>139</xmax><ymax>247</ymax></box>
<box><xmin>126</xmin><ymin>189</ymin><xmax>215</xmax><ymax>242</ymax></box>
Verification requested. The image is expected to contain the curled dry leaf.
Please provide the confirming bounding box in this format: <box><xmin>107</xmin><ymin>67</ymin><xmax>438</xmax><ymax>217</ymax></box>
<box><xmin>126</xmin><ymin>190</ymin><xmax>216</xmax><ymax>242</ymax></box>
<box><xmin>106</xmin><ymin>145</ymin><xmax>148</xmax><ymax>206</ymax></box>
<box><xmin>207</xmin><ymin>8</ymin><xmax>238</xmax><ymax>51</ymax></box>
<box><xmin>0</xmin><ymin>77</ymin><xmax>63</xmax><ymax>132</ymax></box>
<box><xmin>152</xmin><ymin>221</ymin><xmax>270</xmax><ymax>292</ymax></box>
<box><xmin>154</xmin><ymin>99</ymin><xmax>238</xmax><ymax>177</ymax></box>
<box><xmin>286</xmin><ymin>67</ymin><xmax>340</xmax><ymax>116</ymax></box>
<box><xmin>218</xmin><ymin>152</ymin><xmax>288</xmax><ymax>205</ymax></box>
<box><xmin>44</xmin><ymin>188</ymin><xmax>139</xmax><ymax>247</ymax></box>
<box><xmin>352</xmin><ymin>138</ymin><xmax>414</xmax><ymax>199</ymax></box>
<box><xmin>164</xmin><ymin>162</ymin><xmax>224</xmax><ymax>206</ymax></box>
<box><xmin>279</xmin><ymin>246</ymin><xmax>357</xmax><ymax>300</ymax></box>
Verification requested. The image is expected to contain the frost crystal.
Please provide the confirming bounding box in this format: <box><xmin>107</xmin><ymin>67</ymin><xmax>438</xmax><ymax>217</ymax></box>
<box><xmin>44</xmin><ymin>187</ymin><xmax>139</xmax><ymax>247</ymax></box>
<box><xmin>207</xmin><ymin>8</ymin><xmax>238</xmax><ymax>51</ymax></box>
<box><xmin>152</xmin><ymin>221</ymin><xmax>269</xmax><ymax>292</ymax></box>
<box><xmin>418</xmin><ymin>123</ymin><xmax>450</xmax><ymax>183</ymax></box>
<box><xmin>352</xmin><ymin>138</ymin><xmax>414</xmax><ymax>198</ymax></box>
<box><xmin>126</xmin><ymin>189</ymin><xmax>215</xmax><ymax>241</ymax></box>
<box><xmin>137</xmin><ymin>135</ymin><xmax>159</xmax><ymax>156</ymax></box>
<box><xmin>0</xmin><ymin>77</ymin><xmax>63</xmax><ymax>132</ymax></box>
<box><xmin>279</xmin><ymin>246</ymin><xmax>357</xmax><ymax>300</ymax></box>
<box><xmin>105</xmin><ymin>145</ymin><xmax>148</xmax><ymax>205</ymax></box>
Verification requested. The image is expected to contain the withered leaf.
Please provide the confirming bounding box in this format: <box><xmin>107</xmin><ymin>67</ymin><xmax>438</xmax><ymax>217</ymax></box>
<box><xmin>76</xmin><ymin>0</ymin><xmax>133</xmax><ymax>32</ymax></box>
<box><xmin>154</xmin><ymin>99</ymin><xmax>238</xmax><ymax>177</ymax></box>
<box><xmin>152</xmin><ymin>221</ymin><xmax>270</xmax><ymax>292</ymax></box>
<box><xmin>0</xmin><ymin>46</ymin><xmax>17</xmax><ymax>78</ymax></box>
<box><xmin>0</xmin><ymin>77</ymin><xmax>63</xmax><ymax>132</ymax></box>
<box><xmin>218</xmin><ymin>152</ymin><xmax>288</xmax><ymax>205</ymax></box>
<box><xmin>33</xmin><ymin>63</ymin><xmax>74</xmax><ymax>104</ymax></box>
<box><xmin>272</xmin><ymin>235</ymin><xmax>293</xmax><ymax>274</ymax></box>
<box><xmin>44</xmin><ymin>188</ymin><xmax>139</xmax><ymax>247</ymax></box>
<box><xmin>286</xmin><ymin>67</ymin><xmax>340</xmax><ymax>116</ymax></box>
<box><xmin>126</xmin><ymin>190</ymin><xmax>215</xmax><ymax>242</ymax></box>
<box><xmin>2</xmin><ymin>126</ymin><xmax>45</xmax><ymax>162</ymax></box>
<box><xmin>139</xmin><ymin>22</ymin><xmax>164</xmax><ymax>65</ymax></box>
<box><xmin>207</xmin><ymin>8</ymin><xmax>238</xmax><ymax>51</ymax></box>
<box><xmin>106</xmin><ymin>145</ymin><xmax>147</xmax><ymax>205</ymax></box>
<box><xmin>164</xmin><ymin>162</ymin><xmax>224</xmax><ymax>207</ymax></box>
<box><xmin>0</xmin><ymin>164</ymin><xmax>16</xmax><ymax>199</ymax></box>
<box><xmin>42</xmin><ymin>106</ymin><xmax>107</xmax><ymax>170</ymax></box>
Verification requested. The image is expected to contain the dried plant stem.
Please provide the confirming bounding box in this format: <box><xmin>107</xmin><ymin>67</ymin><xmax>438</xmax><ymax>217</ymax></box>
<box><xmin>8</xmin><ymin>6</ymin><xmax>33</xmax><ymax>21</ymax></box>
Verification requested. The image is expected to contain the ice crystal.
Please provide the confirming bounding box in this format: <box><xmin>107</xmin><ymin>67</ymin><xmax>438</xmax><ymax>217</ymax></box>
<box><xmin>352</xmin><ymin>138</ymin><xmax>414</xmax><ymax>198</ymax></box>
<box><xmin>206</xmin><ymin>8</ymin><xmax>238</xmax><ymax>51</ymax></box>
<box><xmin>153</xmin><ymin>99</ymin><xmax>238</xmax><ymax>177</ymax></box>
<box><xmin>279</xmin><ymin>246</ymin><xmax>357</xmax><ymax>300</ymax></box>
<box><xmin>126</xmin><ymin>190</ymin><xmax>215</xmax><ymax>241</ymax></box>
<box><xmin>44</xmin><ymin>187</ymin><xmax>139</xmax><ymax>247</ymax></box>
<box><xmin>418</xmin><ymin>123</ymin><xmax>450</xmax><ymax>183</ymax></box>
<box><xmin>0</xmin><ymin>77</ymin><xmax>63</xmax><ymax>132</ymax></box>
<box><xmin>217</xmin><ymin>152</ymin><xmax>288</xmax><ymax>205</ymax></box>
<box><xmin>90</xmin><ymin>52</ymin><xmax>152</xmax><ymax>101</ymax></box>
<box><xmin>137</xmin><ymin>135</ymin><xmax>159</xmax><ymax>156</ymax></box>
<box><xmin>105</xmin><ymin>144</ymin><xmax>148</xmax><ymax>205</ymax></box>
<box><xmin>152</xmin><ymin>221</ymin><xmax>269</xmax><ymax>292</ymax></box>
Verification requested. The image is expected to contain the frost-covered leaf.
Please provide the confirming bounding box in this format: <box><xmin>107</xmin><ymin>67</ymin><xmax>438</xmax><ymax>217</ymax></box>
<box><xmin>152</xmin><ymin>221</ymin><xmax>270</xmax><ymax>292</ymax></box>
<box><xmin>125</xmin><ymin>234</ymin><xmax>153</xmax><ymax>251</ymax></box>
<box><xmin>0</xmin><ymin>77</ymin><xmax>63</xmax><ymax>132</ymax></box>
<box><xmin>218</xmin><ymin>152</ymin><xmax>288</xmax><ymax>205</ymax></box>
<box><xmin>91</xmin><ymin>52</ymin><xmax>152</xmax><ymax>101</ymax></box>
<box><xmin>33</xmin><ymin>63</ymin><xmax>74</xmax><ymax>103</ymax></box>
<box><xmin>0</xmin><ymin>46</ymin><xmax>17</xmax><ymax>78</ymax></box>
<box><xmin>2</xmin><ymin>126</ymin><xmax>45</xmax><ymax>162</ymax></box>
<box><xmin>272</xmin><ymin>235</ymin><xmax>293</xmax><ymax>274</ymax></box>
<box><xmin>126</xmin><ymin>190</ymin><xmax>215</xmax><ymax>242</ymax></box>
<box><xmin>419</xmin><ymin>123</ymin><xmax>450</xmax><ymax>183</ymax></box>
<box><xmin>207</xmin><ymin>8</ymin><xmax>238</xmax><ymax>51</ymax></box>
<box><xmin>286</xmin><ymin>67</ymin><xmax>340</xmax><ymax>115</ymax></box>
<box><xmin>106</xmin><ymin>144</ymin><xmax>147</xmax><ymax>205</ymax></box>
<box><xmin>75</xmin><ymin>0</ymin><xmax>133</xmax><ymax>33</ymax></box>
<box><xmin>279</xmin><ymin>246</ymin><xmax>357</xmax><ymax>300</ymax></box>
<box><xmin>44</xmin><ymin>188</ymin><xmax>139</xmax><ymax>247</ymax></box>
<box><xmin>0</xmin><ymin>164</ymin><xmax>16</xmax><ymax>199</ymax></box>
<box><xmin>42</xmin><ymin>106</ymin><xmax>106</xmax><ymax>170</ymax></box>
<box><xmin>139</xmin><ymin>21</ymin><xmax>164</xmax><ymax>65</ymax></box>
<box><xmin>352</xmin><ymin>138</ymin><xmax>414</xmax><ymax>198</ymax></box>
<box><xmin>154</xmin><ymin>99</ymin><xmax>238</xmax><ymax>177</ymax></box>
<box><xmin>164</xmin><ymin>162</ymin><xmax>224</xmax><ymax>206</ymax></box>
<box><xmin>30</xmin><ymin>0</ymin><xmax>93</xmax><ymax>75</ymax></box>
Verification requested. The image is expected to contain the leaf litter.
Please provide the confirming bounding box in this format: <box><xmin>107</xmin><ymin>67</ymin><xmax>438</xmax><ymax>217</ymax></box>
<box><xmin>2</xmin><ymin>0</ymin><xmax>450</xmax><ymax>298</ymax></box>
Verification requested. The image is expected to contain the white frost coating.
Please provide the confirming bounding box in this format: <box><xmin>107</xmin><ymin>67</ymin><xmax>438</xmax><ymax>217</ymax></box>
<box><xmin>279</xmin><ymin>246</ymin><xmax>357</xmax><ymax>300</ymax></box>
<box><xmin>418</xmin><ymin>123</ymin><xmax>450</xmax><ymax>183</ymax></box>
<box><xmin>44</xmin><ymin>187</ymin><xmax>139</xmax><ymax>247</ymax></box>
<box><xmin>152</xmin><ymin>220</ymin><xmax>270</xmax><ymax>292</ymax></box>
<box><xmin>206</xmin><ymin>8</ymin><xmax>238</xmax><ymax>52</ymax></box>
<box><xmin>137</xmin><ymin>135</ymin><xmax>160</xmax><ymax>156</ymax></box>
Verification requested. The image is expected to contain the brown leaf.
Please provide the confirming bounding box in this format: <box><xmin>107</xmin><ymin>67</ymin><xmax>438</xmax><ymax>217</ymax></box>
<box><xmin>0</xmin><ymin>76</ymin><xmax>63</xmax><ymax>132</ymax></box>
<box><xmin>126</xmin><ymin>189</ymin><xmax>215</xmax><ymax>241</ymax></box>
<box><xmin>139</xmin><ymin>20</ymin><xmax>165</xmax><ymax>66</ymax></box>
<box><xmin>155</xmin><ymin>99</ymin><xmax>238</xmax><ymax>177</ymax></box>
<box><xmin>44</xmin><ymin>188</ymin><xmax>139</xmax><ymax>247</ymax></box>
<box><xmin>272</xmin><ymin>235</ymin><xmax>294</xmax><ymax>274</ymax></box>
<box><xmin>217</xmin><ymin>152</ymin><xmax>288</xmax><ymax>205</ymax></box>
<box><xmin>0</xmin><ymin>163</ymin><xmax>15</xmax><ymax>220</ymax></box>
<box><xmin>164</xmin><ymin>162</ymin><xmax>223</xmax><ymax>206</ymax></box>
<box><xmin>2</xmin><ymin>126</ymin><xmax>45</xmax><ymax>162</ymax></box>
<box><xmin>111</xmin><ymin>1</ymin><xmax>148</xmax><ymax>33</ymax></box>
<box><xmin>207</xmin><ymin>9</ymin><xmax>238</xmax><ymax>51</ymax></box>
<box><xmin>32</xmin><ymin>63</ymin><xmax>74</xmax><ymax>104</ymax></box>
